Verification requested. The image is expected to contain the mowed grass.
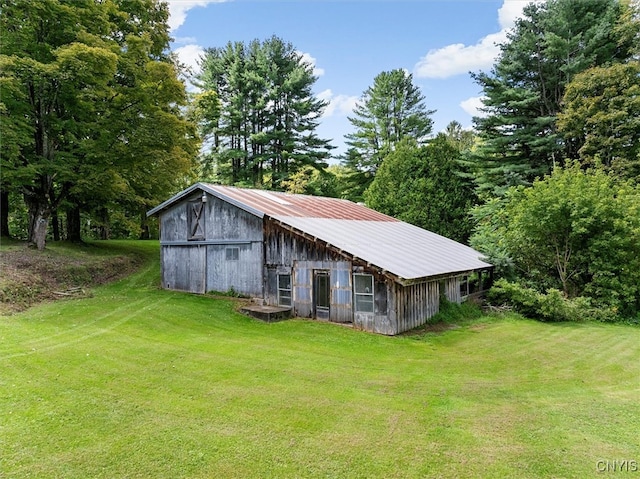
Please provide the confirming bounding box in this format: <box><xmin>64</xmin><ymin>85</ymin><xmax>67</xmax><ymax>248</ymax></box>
<box><xmin>1</xmin><ymin>241</ymin><xmax>639</xmax><ymax>478</ymax></box>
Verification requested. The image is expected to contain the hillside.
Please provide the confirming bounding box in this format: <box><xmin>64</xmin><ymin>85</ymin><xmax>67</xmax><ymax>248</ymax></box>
<box><xmin>0</xmin><ymin>240</ymin><xmax>148</xmax><ymax>315</ymax></box>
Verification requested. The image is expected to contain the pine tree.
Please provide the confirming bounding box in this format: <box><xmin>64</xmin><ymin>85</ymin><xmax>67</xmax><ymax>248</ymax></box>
<box><xmin>471</xmin><ymin>0</ymin><xmax>637</xmax><ymax>198</ymax></box>
<box><xmin>342</xmin><ymin>68</ymin><xmax>434</xmax><ymax>198</ymax></box>
<box><xmin>197</xmin><ymin>36</ymin><xmax>333</xmax><ymax>189</ymax></box>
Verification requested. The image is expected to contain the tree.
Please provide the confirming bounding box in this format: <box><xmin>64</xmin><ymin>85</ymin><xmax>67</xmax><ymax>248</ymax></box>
<box><xmin>0</xmin><ymin>0</ymin><xmax>197</xmax><ymax>248</ymax></box>
<box><xmin>472</xmin><ymin>165</ymin><xmax>640</xmax><ymax>317</ymax></box>
<box><xmin>364</xmin><ymin>136</ymin><xmax>476</xmax><ymax>243</ymax></box>
<box><xmin>197</xmin><ymin>36</ymin><xmax>333</xmax><ymax>190</ymax></box>
<box><xmin>343</xmin><ymin>69</ymin><xmax>434</xmax><ymax>193</ymax></box>
<box><xmin>471</xmin><ymin>0</ymin><xmax>638</xmax><ymax>197</ymax></box>
<box><xmin>557</xmin><ymin>61</ymin><xmax>640</xmax><ymax>181</ymax></box>
<box><xmin>281</xmin><ymin>165</ymin><xmax>340</xmax><ymax>198</ymax></box>
<box><xmin>441</xmin><ymin>121</ymin><xmax>476</xmax><ymax>153</ymax></box>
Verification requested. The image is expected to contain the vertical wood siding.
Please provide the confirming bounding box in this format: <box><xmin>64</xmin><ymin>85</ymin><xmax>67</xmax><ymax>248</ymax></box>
<box><xmin>159</xmin><ymin>193</ymin><xmax>264</xmax><ymax>296</ymax></box>
<box><xmin>161</xmin><ymin>245</ymin><xmax>206</xmax><ymax>293</ymax></box>
<box><xmin>392</xmin><ymin>280</ymin><xmax>441</xmax><ymax>334</ymax></box>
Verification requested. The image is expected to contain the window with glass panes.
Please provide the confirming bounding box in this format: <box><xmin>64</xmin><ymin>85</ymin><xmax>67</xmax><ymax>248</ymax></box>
<box><xmin>278</xmin><ymin>274</ymin><xmax>292</xmax><ymax>306</ymax></box>
<box><xmin>353</xmin><ymin>274</ymin><xmax>374</xmax><ymax>313</ymax></box>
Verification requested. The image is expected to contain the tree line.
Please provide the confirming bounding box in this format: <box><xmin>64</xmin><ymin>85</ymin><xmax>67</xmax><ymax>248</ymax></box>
<box><xmin>2</xmin><ymin>0</ymin><xmax>639</xmax><ymax>320</ymax></box>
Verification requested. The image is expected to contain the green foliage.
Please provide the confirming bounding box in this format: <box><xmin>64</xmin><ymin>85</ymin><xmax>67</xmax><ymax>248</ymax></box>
<box><xmin>344</xmin><ymin>69</ymin><xmax>434</xmax><ymax>193</ymax></box>
<box><xmin>558</xmin><ymin>61</ymin><xmax>640</xmax><ymax>181</ymax></box>
<box><xmin>281</xmin><ymin>165</ymin><xmax>341</xmax><ymax>198</ymax></box>
<box><xmin>472</xmin><ymin>165</ymin><xmax>640</xmax><ymax>319</ymax></box>
<box><xmin>0</xmin><ymin>0</ymin><xmax>198</xmax><ymax>247</ymax></box>
<box><xmin>365</xmin><ymin>136</ymin><xmax>476</xmax><ymax>242</ymax></box>
<box><xmin>471</xmin><ymin>0</ymin><xmax>637</xmax><ymax>197</ymax></box>
<box><xmin>469</xmin><ymin>197</ymin><xmax>514</xmax><ymax>278</ymax></box>
<box><xmin>487</xmin><ymin>279</ymin><xmax>618</xmax><ymax>323</ymax></box>
<box><xmin>197</xmin><ymin>36</ymin><xmax>333</xmax><ymax>189</ymax></box>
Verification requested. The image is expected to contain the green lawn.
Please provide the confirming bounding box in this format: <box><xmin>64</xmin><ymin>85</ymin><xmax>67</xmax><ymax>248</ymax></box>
<box><xmin>1</xmin><ymin>241</ymin><xmax>638</xmax><ymax>478</ymax></box>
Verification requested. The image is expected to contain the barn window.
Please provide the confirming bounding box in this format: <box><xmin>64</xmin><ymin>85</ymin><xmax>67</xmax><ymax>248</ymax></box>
<box><xmin>187</xmin><ymin>200</ymin><xmax>205</xmax><ymax>241</ymax></box>
<box><xmin>353</xmin><ymin>274</ymin><xmax>374</xmax><ymax>313</ymax></box>
<box><xmin>225</xmin><ymin>247</ymin><xmax>239</xmax><ymax>261</ymax></box>
<box><xmin>278</xmin><ymin>274</ymin><xmax>292</xmax><ymax>306</ymax></box>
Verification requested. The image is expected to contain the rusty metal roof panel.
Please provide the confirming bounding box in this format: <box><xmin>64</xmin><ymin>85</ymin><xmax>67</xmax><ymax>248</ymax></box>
<box><xmin>273</xmin><ymin>217</ymin><xmax>492</xmax><ymax>281</ymax></box>
<box><xmin>203</xmin><ymin>184</ymin><xmax>397</xmax><ymax>221</ymax></box>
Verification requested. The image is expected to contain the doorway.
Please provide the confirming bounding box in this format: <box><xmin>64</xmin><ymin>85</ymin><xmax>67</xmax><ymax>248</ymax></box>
<box><xmin>314</xmin><ymin>271</ymin><xmax>330</xmax><ymax>320</ymax></box>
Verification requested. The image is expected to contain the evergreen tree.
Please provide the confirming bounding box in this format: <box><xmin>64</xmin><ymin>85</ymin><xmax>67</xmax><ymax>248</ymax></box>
<box><xmin>197</xmin><ymin>36</ymin><xmax>333</xmax><ymax>190</ymax></box>
<box><xmin>471</xmin><ymin>0</ymin><xmax>637</xmax><ymax>198</ymax></box>
<box><xmin>343</xmin><ymin>69</ymin><xmax>434</xmax><ymax>193</ymax></box>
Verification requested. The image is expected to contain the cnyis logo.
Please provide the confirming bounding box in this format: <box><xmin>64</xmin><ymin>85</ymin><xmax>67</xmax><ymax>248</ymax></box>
<box><xmin>596</xmin><ymin>459</ymin><xmax>638</xmax><ymax>473</ymax></box>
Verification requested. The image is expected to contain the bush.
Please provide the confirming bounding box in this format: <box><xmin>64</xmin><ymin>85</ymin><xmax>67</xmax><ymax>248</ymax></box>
<box><xmin>487</xmin><ymin>279</ymin><xmax>618</xmax><ymax>322</ymax></box>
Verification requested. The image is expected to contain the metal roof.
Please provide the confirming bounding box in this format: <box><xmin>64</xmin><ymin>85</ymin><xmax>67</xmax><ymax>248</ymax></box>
<box><xmin>202</xmin><ymin>184</ymin><xmax>397</xmax><ymax>221</ymax></box>
<box><xmin>147</xmin><ymin>183</ymin><xmax>492</xmax><ymax>282</ymax></box>
<box><xmin>272</xmin><ymin>217</ymin><xmax>492</xmax><ymax>281</ymax></box>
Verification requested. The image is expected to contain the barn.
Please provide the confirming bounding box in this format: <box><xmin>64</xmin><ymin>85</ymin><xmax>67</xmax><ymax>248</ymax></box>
<box><xmin>147</xmin><ymin>183</ymin><xmax>493</xmax><ymax>335</ymax></box>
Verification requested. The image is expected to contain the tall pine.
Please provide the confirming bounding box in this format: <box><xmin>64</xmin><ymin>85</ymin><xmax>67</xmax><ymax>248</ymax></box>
<box><xmin>471</xmin><ymin>0</ymin><xmax>637</xmax><ymax>198</ymax></box>
<box><xmin>197</xmin><ymin>36</ymin><xmax>333</xmax><ymax>190</ymax></box>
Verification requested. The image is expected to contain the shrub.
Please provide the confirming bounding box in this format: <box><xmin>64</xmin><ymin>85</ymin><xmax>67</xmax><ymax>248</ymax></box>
<box><xmin>487</xmin><ymin>279</ymin><xmax>618</xmax><ymax>322</ymax></box>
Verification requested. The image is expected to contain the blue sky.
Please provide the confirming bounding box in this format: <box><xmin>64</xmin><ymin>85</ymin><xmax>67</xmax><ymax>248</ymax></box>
<box><xmin>167</xmin><ymin>0</ymin><xmax>539</xmax><ymax>157</ymax></box>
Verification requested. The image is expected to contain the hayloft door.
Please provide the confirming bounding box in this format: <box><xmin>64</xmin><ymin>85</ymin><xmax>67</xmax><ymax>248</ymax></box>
<box><xmin>314</xmin><ymin>271</ymin><xmax>330</xmax><ymax>320</ymax></box>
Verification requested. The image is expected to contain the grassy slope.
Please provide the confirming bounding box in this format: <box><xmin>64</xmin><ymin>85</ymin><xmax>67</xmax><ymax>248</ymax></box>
<box><xmin>1</xmin><ymin>241</ymin><xmax>638</xmax><ymax>478</ymax></box>
<box><xmin>0</xmin><ymin>239</ymin><xmax>145</xmax><ymax>314</ymax></box>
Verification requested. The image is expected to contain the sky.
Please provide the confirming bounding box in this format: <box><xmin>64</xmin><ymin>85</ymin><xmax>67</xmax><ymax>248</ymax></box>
<box><xmin>166</xmin><ymin>0</ymin><xmax>540</xmax><ymax>157</ymax></box>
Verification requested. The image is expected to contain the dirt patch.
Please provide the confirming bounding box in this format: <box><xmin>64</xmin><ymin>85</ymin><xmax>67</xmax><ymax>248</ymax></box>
<box><xmin>0</xmin><ymin>244</ymin><xmax>144</xmax><ymax>315</ymax></box>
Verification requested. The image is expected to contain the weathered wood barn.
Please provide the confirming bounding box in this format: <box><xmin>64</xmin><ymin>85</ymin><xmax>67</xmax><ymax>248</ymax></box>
<box><xmin>147</xmin><ymin>183</ymin><xmax>493</xmax><ymax>335</ymax></box>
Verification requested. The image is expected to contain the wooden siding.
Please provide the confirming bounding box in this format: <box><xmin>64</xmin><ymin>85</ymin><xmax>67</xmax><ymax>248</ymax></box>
<box><xmin>392</xmin><ymin>280</ymin><xmax>441</xmax><ymax>334</ymax></box>
<box><xmin>161</xmin><ymin>245</ymin><xmax>206</xmax><ymax>293</ymax></box>
<box><xmin>159</xmin><ymin>192</ymin><xmax>265</xmax><ymax>296</ymax></box>
<box><xmin>205</xmin><ymin>195</ymin><xmax>263</xmax><ymax>242</ymax></box>
<box><xmin>264</xmin><ymin>221</ymin><xmax>341</xmax><ymax>265</ymax></box>
<box><xmin>206</xmin><ymin>243</ymin><xmax>263</xmax><ymax>296</ymax></box>
<box><xmin>442</xmin><ymin>277</ymin><xmax>461</xmax><ymax>303</ymax></box>
<box><xmin>353</xmin><ymin>281</ymin><xmax>394</xmax><ymax>335</ymax></box>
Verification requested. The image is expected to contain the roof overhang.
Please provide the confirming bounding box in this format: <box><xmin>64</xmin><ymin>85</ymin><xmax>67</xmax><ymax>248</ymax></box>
<box><xmin>146</xmin><ymin>183</ymin><xmax>266</xmax><ymax>219</ymax></box>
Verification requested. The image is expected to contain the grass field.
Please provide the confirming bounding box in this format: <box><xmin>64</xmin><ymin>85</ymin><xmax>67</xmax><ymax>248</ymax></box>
<box><xmin>1</xmin><ymin>241</ymin><xmax>639</xmax><ymax>478</ymax></box>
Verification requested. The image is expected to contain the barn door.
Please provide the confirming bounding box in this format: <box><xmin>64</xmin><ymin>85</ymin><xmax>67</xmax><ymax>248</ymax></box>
<box><xmin>314</xmin><ymin>271</ymin><xmax>330</xmax><ymax>320</ymax></box>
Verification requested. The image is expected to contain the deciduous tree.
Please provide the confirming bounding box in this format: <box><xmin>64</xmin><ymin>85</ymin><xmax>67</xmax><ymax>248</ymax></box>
<box><xmin>0</xmin><ymin>0</ymin><xmax>197</xmax><ymax>248</ymax></box>
<box><xmin>365</xmin><ymin>136</ymin><xmax>476</xmax><ymax>243</ymax></box>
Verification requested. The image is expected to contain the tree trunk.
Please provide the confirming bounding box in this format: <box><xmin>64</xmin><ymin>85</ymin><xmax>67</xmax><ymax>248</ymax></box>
<box><xmin>98</xmin><ymin>207</ymin><xmax>110</xmax><ymax>240</ymax></box>
<box><xmin>26</xmin><ymin>198</ymin><xmax>50</xmax><ymax>250</ymax></box>
<box><xmin>52</xmin><ymin>209</ymin><xmax>61</xmax><ymax>241</ymax></box>
<box><xmin>66</xmin><ymin>206</ymin><xmax>82</xmax><ymax>243</ymax></box>
<box><xmin>0</xmin><ymin>189</ymin><xmax>10</xmax><ymax>238</ymax></box>
<box><xmin>139</xmin><ymin>210</ymin><xmax>150</xmax><ymax>240</ymax></box>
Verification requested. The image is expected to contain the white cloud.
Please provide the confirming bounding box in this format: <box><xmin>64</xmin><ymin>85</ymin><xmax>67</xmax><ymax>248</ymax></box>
<box><xmin>318</xmin><ymin>89</ymin><xmax>359</xmax><ymax>118</ymax></box>
<box><xmin>174</xmin><ymin>44</ymin><xmax>205</xmax><ymax>74</ymax></box>
<box><xmin>297</xmin><ymin>51</ymin><xmax>325</xmax><ymax>77</ymax></box>
<box><xmin>165</xmin><ymin>0</ymin><xmax>227</xmax><ymax>32</ymax></box>
<box><xmin>460</xmin><ymin>96</ymin><xmax>488</xmax><ymax>118</ymax></box>
<box><xmin>414</xmin><ymin>31</ymin><xmax>507</xmax><ymax>79</ymax></box>
<box><xmin>498</xmin><ymin>0</ymin><xmax>535</xmax><ymax>30</ymax></box>
<box><xmin>414</xmin><ymin>0</ymin><xmax>544</xmax><ymax>79</ymax></box>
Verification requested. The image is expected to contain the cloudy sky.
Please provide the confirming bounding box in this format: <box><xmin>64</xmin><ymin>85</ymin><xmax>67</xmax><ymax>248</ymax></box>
<box><xmin>167</xmin><ymin>0</ymin><xmax>540</xmax><ymax>157</ymax></box>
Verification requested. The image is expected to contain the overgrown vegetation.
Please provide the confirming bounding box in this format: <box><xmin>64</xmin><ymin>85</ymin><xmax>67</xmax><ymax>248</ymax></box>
<box><xmin>1</xmin><ymin>241</ymin><xmax>638</xmax><ymax>478</ymax></box>
<box><xmin>0</xmin><ymin>240</ymin><xmax>146</xmax><ymax>314</ymax></box>
<box><xmin>472</xmin><ymin>166</ymin><xmax>640</xmax><ymax>322</ymax></box>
